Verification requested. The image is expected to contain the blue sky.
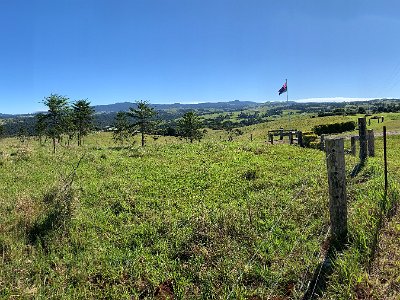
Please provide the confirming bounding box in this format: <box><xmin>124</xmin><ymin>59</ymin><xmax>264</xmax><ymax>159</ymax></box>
<box><xmin>1</xmin><ymin>0</ymin><xmax>400</xmax><ymax>114</ymax></box>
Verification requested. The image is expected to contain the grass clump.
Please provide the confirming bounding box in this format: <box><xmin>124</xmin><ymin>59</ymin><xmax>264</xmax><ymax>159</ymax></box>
<box><xmin>27</xmin><ymin>182</ymin><xmax>74</xmax><ymax>248</ymax></box>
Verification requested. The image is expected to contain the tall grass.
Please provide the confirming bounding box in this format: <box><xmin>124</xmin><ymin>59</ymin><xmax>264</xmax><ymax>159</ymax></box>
<box><xmin>0</xmin><ymin>121</ymin><xmax>399</xmax><ymax>299</ymax></box>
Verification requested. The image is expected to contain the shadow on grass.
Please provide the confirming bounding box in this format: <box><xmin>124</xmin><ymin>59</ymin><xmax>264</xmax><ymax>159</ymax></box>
<box><xmin>26</xmin><ymin>187</ymin><xmax>73</xmax><ymax>248</ymax></box>
<box><xmin>109</xmin><ymin>146</ymin><xmax>132</xmax><ymax>151</ymax></box>
<box><xmin>302</xmin><ymin>238</ymin><xmax>348</xmax><ymax>300</ymax></box>
<box><xmin>368</xmin><ymin>190</ymin><xmax>399</xmax><ymax>272</ymax></box>
<box><xmin>350</xmin><ymin>159</ymin><xmax>366</xmax><ymax>178</ymax></box>
<box><xmin>303</xmin><ymin>185</ymin><xmax>399</xmax><ymax>299</ymax></box>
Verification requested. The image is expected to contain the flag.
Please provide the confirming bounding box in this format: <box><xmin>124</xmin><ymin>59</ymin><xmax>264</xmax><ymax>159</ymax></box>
<box><xmin>278</xmin><ymin>82</ymin><xmax>287</xmax><ymax>95</ymax></box>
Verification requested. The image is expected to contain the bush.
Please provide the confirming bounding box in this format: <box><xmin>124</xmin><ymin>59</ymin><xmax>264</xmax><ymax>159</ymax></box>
<box><xmin>313</xmin><ymin>121</ymin><xmax>356</xmax><ymax>135</ymax></box>
<box><xmin>302</xmin><ymin>132</ymin><xmax>319</xmax><ymax>147</ymax></box>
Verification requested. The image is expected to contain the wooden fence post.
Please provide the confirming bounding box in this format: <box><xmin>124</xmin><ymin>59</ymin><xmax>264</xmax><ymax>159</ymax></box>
<box><xmin>298</xmin><ymin>131</ymin><xmax>303</xmax><ymax>147</ymax></box>
<box><xmin>383</xmin><ymin>126</ymin><xmax>388</xmax><ymax>193</ymax></box>
<box><xmin>279</xmin><ymin>128</ymin><xmax>284</xmax><ymax>140</ymax></box>
<box><xmin>250</xmin><ymin>133</ymin><xmax>253</xmax><ymax>142</ymax></box>
<box><xmin>351</xmin><ymin>136</ymin><xmax>357</xmax><ymax>156</ymax></box>
<box><xmin>320</xmin><ymin>134</ymin><xmax>325</xmax><ymax>150</ymax></box>
<box><xmin>289</xmin><ymin>132</ymin><xmax>293</xmax><ymax>144</ymax></box>
<box><xmin>325</xmin><ymin>138</ymin><xmax>348</xmax><ymax>248</ymax></box>
<box><xmin>358</xmin><ymin>117</ymin><xmax>367</xmax><ymax>161</ymax></box>
<box><xmin>269</xmin><ymin>134</ymin><xmax>274</xmax><ymax>145</ymax></box>
<box><xmin>367</xmin><ymin>129</ymin><xmax>375</xmax><ymax>157</ymax></box>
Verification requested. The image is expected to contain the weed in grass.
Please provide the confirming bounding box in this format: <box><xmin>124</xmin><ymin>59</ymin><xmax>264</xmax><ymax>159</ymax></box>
<box><xmin>27</xmin><ymin>185</ymin><xmax>74</xmax><ymax>249</ymax></box>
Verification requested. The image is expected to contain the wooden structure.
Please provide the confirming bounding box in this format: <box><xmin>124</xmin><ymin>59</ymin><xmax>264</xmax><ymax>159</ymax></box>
<box><xmin>325</xmin><ymin>137</ymin><xmax>348</xmax><ymax>248</ymax></box>
<box><xmin>368</xmin><ymin>116</ymin><xmax>384</xmax><ymax>125</ymax></box>
<box><xmin>268</xmin><ymin>129</ymin><xmax>303</xmax><ymax>146</ymax></box>
<box><xmin>358</xmin><ymin>117</ymin><xmax>368</xmax><ymax>162</ymax></box>
<box><xmin>367</xmin><ymin>129</ymin><xmax>375</xmax><ymax>157</ymax></box>
<box><xmin>350</xmin><ymin>136</ymin><xmax>359</xmax><ymax>156</ymax></box>
<box><xmin>349</xmin><ymin>125</ymin><xmax>374</xmax><ymax>159</ymax></box>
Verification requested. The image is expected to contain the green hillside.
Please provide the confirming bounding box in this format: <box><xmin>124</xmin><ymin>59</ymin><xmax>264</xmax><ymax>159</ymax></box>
<box><xmin>0</xmin><ymin>112</ymin><xmax>399</xmax><ymax>299</ymax></box>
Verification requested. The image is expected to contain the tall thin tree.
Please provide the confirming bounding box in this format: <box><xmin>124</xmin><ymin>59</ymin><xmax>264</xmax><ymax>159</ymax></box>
<box><xmin>35</xmin><ymin>113</ymin><xmax>47</xmax><ymax>145</ymax></box>
<box><xmin>0</xmin><ymin>123</ymin><xmax>4</xmax><ymax>140</ymax></box>
<box><xmin>128</xmin><ymin>100</ymin><xmax>157</xmax><ymax>147</ymax></box>
<box><xmin>177</xmin><ymin>111</ymin><xmax>203</xmax><ymax>143</ymax></box>
<box><xmin>113</xmin><ymin>111</ymin><xmax>130</xmax><ymax>146</ymax></box>
<box><xmin>64</xmin><ymin>108</ymin><xmax>76</xmax><ymax>146</ymax></box>
<box><xmin>42</xmin><ymin>94</ymin><xmax>69</xmax><ymax>153</ymax></box>
<box><xmin>72</xmin><ymin>99</ymin><xmax>94</xmax><ymax>146</ymax></box>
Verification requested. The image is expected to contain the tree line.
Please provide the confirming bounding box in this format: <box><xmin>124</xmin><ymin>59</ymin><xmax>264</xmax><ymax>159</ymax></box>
<box><xmin>3</xmin><ymin>95</ymin><xmax>204</xmax><ymax>152</ymax></box>
<box><xmin>112</xmin><ymin>100</ymin><xmax>204</xmax><ymax>146</ymax></box>
<box><xmin>0</xmin><ymin>96</ymin><xmax>205</xmax><ymax>150</ymax></box>
<box><xmin>37</xmin><ymin>94</ymin><xmax>94</xmax><ymax>153</ymax></box>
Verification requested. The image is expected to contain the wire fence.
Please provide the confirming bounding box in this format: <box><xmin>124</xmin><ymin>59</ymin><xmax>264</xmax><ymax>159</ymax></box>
<box><xmin>226</xmin><ymin>150</ymin><xmax>336</xmax><ymax>299</ymax></box>
<box><xmin>227</xmin><ymin>122</ymin><xmax>394</xmax><ymax>299</ymax></box>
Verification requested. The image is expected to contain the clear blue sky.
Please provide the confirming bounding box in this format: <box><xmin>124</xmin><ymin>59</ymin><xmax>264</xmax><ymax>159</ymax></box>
<box><xmin>1</xmin><ymin>0</ymin><xmax>400</xmax><ymax>114</ymax></box>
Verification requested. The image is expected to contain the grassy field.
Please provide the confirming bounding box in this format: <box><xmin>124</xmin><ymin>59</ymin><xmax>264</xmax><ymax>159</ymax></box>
<box><xmin>0</xmin><ymin>137</ymin><xmax>329</xmax><ymax>298</ymax></box>
<box><xmin>211</xmin><ymin>112</ymin><xmax>400</xmax><ymax>142</ymax></box>
<box><xmin>322</xmin><ymin>134</ymin><xmax>400</xmax><ymax>300</ymax></box>
<box><xmin>0</xmin><ymin>113</ymin><xmax>399</xmax><ymax>299</ymax></box>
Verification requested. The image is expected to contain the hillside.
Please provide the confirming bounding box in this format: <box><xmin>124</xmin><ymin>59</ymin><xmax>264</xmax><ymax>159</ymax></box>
<box><xmin>0</xmin><ymin>111</ymin><xmax>399</xmax><ymax>299</ymax></box>
<box><xmin>2</xmin><ymin>98</ymin><xmax>400</xmax><ymax>138</ymax></box>
<box><xmin>93</xmin><ymin>100</ymin><xmax>261</xmax><ymax>113</ymax></box>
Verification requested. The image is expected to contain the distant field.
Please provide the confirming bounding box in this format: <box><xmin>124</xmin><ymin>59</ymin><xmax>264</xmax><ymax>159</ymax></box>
<box><xmin>0</xmin><ymin>112</ymin><xmax>399</xmax><ymax>299</ymax></box>
<box><xmin>212</xmin><ymin>112</ymin><xmax>400</xmax><ymax>142</ymax></box>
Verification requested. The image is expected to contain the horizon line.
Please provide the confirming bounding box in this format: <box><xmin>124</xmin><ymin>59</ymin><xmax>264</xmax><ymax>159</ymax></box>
<box><xmin>1</xmin><ymin>97</ymin><xmax>398</xmax><ymax>115</ymax></box>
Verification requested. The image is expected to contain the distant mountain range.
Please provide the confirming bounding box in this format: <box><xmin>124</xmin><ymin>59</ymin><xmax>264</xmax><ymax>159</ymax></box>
<box><xmin>0</xmin><ymin>100</ymin><xmax>262</xmax><ymax>117</ymax></box>
<box><xmin>93</xmin><ymin>100</ymin><xmax>261</xmax><ymax>113</ymax></box>
<box><xmin>1</xmin><ymin>98</ymin><xmax>399</xmax><ymax>117</ymax></box>
<box><xmin>0</xmin><ymin>113</ymin><xmax>15</xmax><ymax>118</ymax></box>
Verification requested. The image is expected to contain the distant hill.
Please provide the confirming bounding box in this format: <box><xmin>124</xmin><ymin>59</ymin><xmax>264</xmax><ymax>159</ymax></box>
<box><xmin>93</xmin><ymin>100</ymin><xmax>261</xmax><ymax>113</ymax></box>
<box><xmin>2</xmin><ymin>98</ymin><xmax>400</xmax><ymax>137</ymax></box>
<box><xmin>0</xmin><ymin>113</ymin><xmax>16</xmax><ymax>119</ymax></box>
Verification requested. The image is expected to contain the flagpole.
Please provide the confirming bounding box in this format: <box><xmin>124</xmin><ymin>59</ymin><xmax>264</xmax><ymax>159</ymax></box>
<box><xmin>286</xmin><ymin>79</ymin><xmax>288</xmax><ymax>103</ymax></box>
<box><xmin>286</xmin><ymin>79</ymin><xmax>290</xmax><ymax>129</ymax></box>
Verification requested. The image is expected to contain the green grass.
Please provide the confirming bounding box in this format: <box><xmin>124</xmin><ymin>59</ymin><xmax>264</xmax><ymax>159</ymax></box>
<box><xmin>321</xmin><ymin>134</ymin><xmax>400</xmax><ymax>299</ymax></box>
<box><xmin>0</xmin><ymin>136</ymin><xmax>332</xmax><ymax>299</ymax></box>
<box><xmin>1</xmin><ymin>112</ymin><xmax>400</xmax><ymax>299</ymax></box>
<box><xmin>208</xmin><ymin>112</ymin><xmax>400</xmax><ymax>143</ymax></box>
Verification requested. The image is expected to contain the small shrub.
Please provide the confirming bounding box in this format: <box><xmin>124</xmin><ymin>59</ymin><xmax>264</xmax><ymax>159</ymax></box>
<box><xmin>313</xmin><ymin>121</ymin><xmax>356</xmax><ymax>135</ymax></box>
<box><xmin>309</xmin><ymin>141</ymin><xmax>321</xmax><ymax>149</ymax></box>
<box><xmin>0</xmin><ymin>237</ymin><xmax>11</xmax><ymax>263</ymax></box>
<box><xmin>27</xmin><ymin>183</ymin><xmax>74</xmax><ymax>247</ymax></box>
<box><xmin>243</xmin><ymin>169</ymin><xmax>257</xmax><ymax>180</ymax></box>
<box><xmin>302</xmin><ymin>132</ymin><xmax>318</xmax><ymax>148</ymax></box>
<box><xmin>10</xmin><ymin>148</ymin><xmax>31</xmax><ymax>161</ymax></box>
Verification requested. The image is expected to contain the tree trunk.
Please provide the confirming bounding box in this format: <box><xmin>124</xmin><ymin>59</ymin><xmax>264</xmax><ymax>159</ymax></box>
<box><xmin>141</xmin><ymin>132</ymin><xmax>145</xmax><ymax>147</ymax></box>
<box><xmin>53</xmin><ymin>137</ymin><xmax>56</xmax><ymax>154</ymax></box>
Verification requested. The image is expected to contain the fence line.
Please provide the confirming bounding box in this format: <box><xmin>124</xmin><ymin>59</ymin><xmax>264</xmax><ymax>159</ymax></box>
<box><xmin>230</xmin><ymin>120</ymin><xmax>390</xmax><ymax>298</ymax></box>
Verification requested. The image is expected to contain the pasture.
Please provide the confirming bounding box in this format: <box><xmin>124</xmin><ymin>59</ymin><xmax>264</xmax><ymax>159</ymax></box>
<box><xmin>0</xmin><ymin>113</ymin><xmax>399</xmax><ymax>299</ymax></box>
